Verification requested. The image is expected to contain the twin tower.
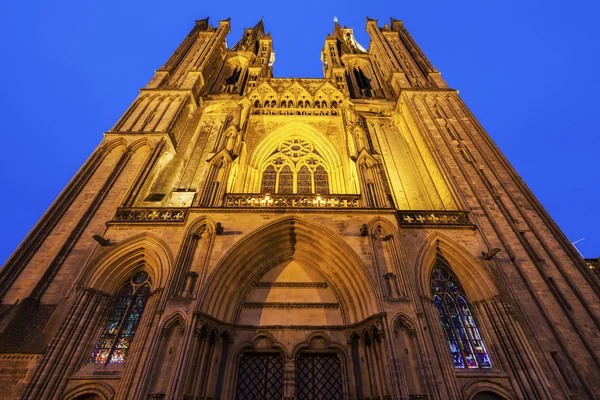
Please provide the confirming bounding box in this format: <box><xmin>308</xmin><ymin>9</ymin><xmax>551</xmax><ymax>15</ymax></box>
<box><xmin>0</xmin><ymin>17</ymin><xmax>598</xmax><ymax>400</ymax></box>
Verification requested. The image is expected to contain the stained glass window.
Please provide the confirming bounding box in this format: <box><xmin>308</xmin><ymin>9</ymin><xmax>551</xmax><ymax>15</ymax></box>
<box><xmin>314</xmin><ymin>165</ymin><xmax>329</xmax><ymax>194</ymax></box>
<box><xmin>297</xmin><ymin>166</ymin><xmax>312</xmax><ymax>194</ymax></box>
<box><xmin>278</xmin><ymin>165</ymin><xmax>293</xmax><ymax>194</ymax></box>
<box><xmin>431</xmin><ymin>265</ymin><xmax>491</xmax><ymax>368</ymax></box>
<box><xmin>90</xmin><ymin>271</ymin><xmax>151</xmax><ymax>364</ymax></box>
<box><xmin>458</xmin><ymin>296</ymin><xmax>492</xmax><ymax>367</ymax></box>
<box><xmin>260</xmin><ymin>139</ymin><xmax>331</xmax><ymax>195</ymax></box>
<box><xmin>261</xmin><ymin>165</ymin><xmax>276</xmax><ymax>193</ymax></box>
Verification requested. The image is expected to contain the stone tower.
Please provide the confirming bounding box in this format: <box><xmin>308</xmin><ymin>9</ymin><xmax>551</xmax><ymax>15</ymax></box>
<box><xmin>0</xmin><ymin>17</ymin><xmax>598</xmax><ymax>400</ymax></box>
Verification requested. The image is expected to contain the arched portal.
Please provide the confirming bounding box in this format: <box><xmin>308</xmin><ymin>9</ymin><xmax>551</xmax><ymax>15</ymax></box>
<box><xmin>242</xmin><ymin>121</ymin><xmax>356</xmax><ymax>194</ymax></box>
<box><xmin>239</xmin><ymin>259</ymin><xmax>343</xmax><ymax>325</ymax></box>
<box><xmin>473</xmin><ymin>392</ymin><xmax>506</xmax><ymax>400</ymax></box>
<box><xmin>200</xmin><ymin>217</ymin><xmax>381</xmax><ymax>325</ymax></box>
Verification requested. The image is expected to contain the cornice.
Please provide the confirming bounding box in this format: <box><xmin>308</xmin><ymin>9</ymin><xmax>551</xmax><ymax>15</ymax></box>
<box><xmin>192</xmin><ymin>311</ymin><xmax>387</xmax><ymax>331</ymax></box>
<box><xmin>254</xmin><ymin>282</ymin><xmax>328</xmax><ymax>288</ymax></box>
<box><xmin>243</xmin><ymin>302</ymin><xmax>339</xmax><ymax>309</ymax></box>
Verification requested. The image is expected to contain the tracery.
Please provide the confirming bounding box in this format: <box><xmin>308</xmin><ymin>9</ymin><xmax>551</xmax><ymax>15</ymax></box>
<box><xmin>89</xmin><ymin>271</ymin><xmax>151</xmax><ymax>364</ymax></box>
<box><xmin>431</xmin><ymin>264</ymin><xmax>491</xmax><ymax>369</ymax></box>
<box><xmin>259</xmin><ymin>138</ymin><xmax>330</xmax><ymax>194</ymax></box>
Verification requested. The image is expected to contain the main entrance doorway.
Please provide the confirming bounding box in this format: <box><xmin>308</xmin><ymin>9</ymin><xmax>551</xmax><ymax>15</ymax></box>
<box><xmin>235</xmin><ymin>353</ymin><xmax>284</xmax><ymax>399</ymax></box>
<box><xmin>296</xmin><ymin>353</ymin><xmax>343</xmax><ymax>399</ymax></box>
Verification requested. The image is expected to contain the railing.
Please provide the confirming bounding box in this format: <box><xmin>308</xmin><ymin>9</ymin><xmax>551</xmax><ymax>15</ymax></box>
<box><xmin>224</xmin><ymin>194</ymin><xmax>361</xmax><ymax>208</ymax></box>
<box><xmin>252</xmin><ymin>107</ymin><xmax>339</xmax><ymax>116</ymax></box>
<box><xmin>110</xmin><ymin>204</ymin><xmax>472</xmax><ymax>231</ymax></box>
<box><xmin>113</xmin><ymin>208</ymin><xmax>188</xmax><ymax>222</ymax></box>
<box><xmin>398</xmin><ymin>210</ymin><xmax>472</xmax><ymax>227</ymax></box>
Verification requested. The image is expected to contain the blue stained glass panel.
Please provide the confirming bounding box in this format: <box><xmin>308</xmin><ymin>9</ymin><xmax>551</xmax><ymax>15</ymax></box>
<box><xmin>446</xmin><ymin>280</ymin><xmax>460</xmax><ymax>293</ymax></box>
<box><xmin>432</xmin><ymin>280</ymin><xmax>445</xmax><ymax>293</ymax></box>
<box><xmin>132</xmin><ymin>271</ymin><xmax>149</xmax><ymax>284</ymax></box>
<box><xmin>433</xmin><ymin>268</ymin><xmax>449</xmax><ymax>281</ymax></box>
<box><xmin>90</xmin><ymin>277</ymin><xmax>151</xmax><ymax>365</ymax></box>
<box><xmin>446</xmin><ymin>295</ymin><xmax>478</xmax><ymax>368</ymax></box>
<box><xmin>434</xmin><ymin>295</ymin><xmax>464</xmax><ymax>368</ymax></box>
<box><xmin>431</xmin><ymin>266</ymin><xmax>492</xmax><ymax>369</ymax></box>
<box><xmin>458</xmin><ymin>296</ymin><xmax>492</xmax><ymax>368</ymax></box>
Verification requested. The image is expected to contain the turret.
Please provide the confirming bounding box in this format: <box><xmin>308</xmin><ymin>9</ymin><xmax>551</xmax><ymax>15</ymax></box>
<box><xmin>366</xmin><ymin>17</ymin><xmax>447</xmax><ymax>94</ymax></box>
<box><xmin>212</xmin><ymin>19</ymin><xmax>275</xmax><ymax>94</ymax></box>
<box><xmin>322</xmin><ymin>18</ymin><xmax>389</xmax><ymax>99</ymax></box>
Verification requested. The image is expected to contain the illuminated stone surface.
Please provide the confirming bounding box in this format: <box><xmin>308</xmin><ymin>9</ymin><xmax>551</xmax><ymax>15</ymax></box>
<box><xmin>0</xmin><ymin>17</ymin><xmax>598</xmax><ymax>400</ymax></box>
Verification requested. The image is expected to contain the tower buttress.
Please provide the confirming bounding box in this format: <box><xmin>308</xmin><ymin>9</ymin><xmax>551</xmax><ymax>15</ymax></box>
<box><xmin>212</xmin><ymin>19</ymin><xmax>275</xmax><ymax>94</ymax></box>
<box><xmin>366</xmin><ymin>17</ymin><xmax>447</xmax><ymax>94</ymax></box>
<box><xmin>147</xmin><ymin>18</ymin><xmax>231</xmax><ymax>95</ymax></box>
<box><xmin>322</xmin><ymin>19</ymin><xmax>392</xmax><ymax>99</ymax></box>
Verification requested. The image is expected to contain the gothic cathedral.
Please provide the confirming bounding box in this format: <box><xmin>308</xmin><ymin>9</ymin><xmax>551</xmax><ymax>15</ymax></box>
<box><xmin>0</xmin><ymin>17</ymin><xmax>598</xmax><ymax>400</ymax></box>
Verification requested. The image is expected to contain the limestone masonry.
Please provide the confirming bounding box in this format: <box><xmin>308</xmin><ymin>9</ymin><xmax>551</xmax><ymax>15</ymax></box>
<box><xmin>0</xmin><ymin>17</ymin><xmax>598</xmax><ymax>400</ymax></box>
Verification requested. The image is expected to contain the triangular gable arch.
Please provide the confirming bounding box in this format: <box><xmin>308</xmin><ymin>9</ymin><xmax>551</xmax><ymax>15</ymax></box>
<box><xmin>282</xmin><ymin>81</ymin><xmax>313</xmax><ymax>104</ymax></box>
<box><xmin>314</xmin><ymin>81</ymin><xmax>345</xmax><ymax>103</ymax></box>
<box><xmin>247</xmin><ymin>81</ymin><xmax>278</xmax><ymax>103</ymax></box>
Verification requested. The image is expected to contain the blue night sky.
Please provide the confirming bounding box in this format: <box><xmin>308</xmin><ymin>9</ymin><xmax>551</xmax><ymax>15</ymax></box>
<box><xmin>0</xmin><ymin>0</ymin><xmax>598</xmax><ymax>265</ymax></box>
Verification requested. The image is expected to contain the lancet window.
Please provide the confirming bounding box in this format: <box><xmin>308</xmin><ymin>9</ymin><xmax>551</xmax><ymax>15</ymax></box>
<box><xmin>431</xmin><ymin>265</ymin><xmax>491</xmax><ymax>368</ymax></box>
<box><xmin>297</xmin><ymin>166</ymin><xmax>312</xmax><ymax>194</ymax></box>
<box><xmin>278</xmin><ymin>165</ymin><xmax>293</xmax><ymax>194</ymax></box>
<box><xmin>354</xmin><ymin>67</ymin><xmax>372</xmax><ymax>96</ymax></box>
<box><xmin>260</xmin><ymin>165</ymin><xmax>276</xmax><ymax>193</ymax></box>
<box><xmin>89</xmin><ymin>271</ymin><xmax>151</xmax><ymax>364</ymax></box>
<box><xmin>259</xmin><ymin>138</ymin><xmax>330</xmax><ymax>194</ymax></box>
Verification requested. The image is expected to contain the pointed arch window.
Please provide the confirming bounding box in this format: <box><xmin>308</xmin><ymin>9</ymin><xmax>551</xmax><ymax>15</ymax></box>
<box><xmin>297</xmin><ymin>166</ymin><xmax>312</xmax><ymax>194</ymax></box>
<box><xmin>259</xmin><ymin>139</ymin><xmax>331</xmax><ymax>194</ymax></box>
<box><xmin>314</xmin><ymin>165</ymin><xmax>329</xmax><ymax>194</ymax></box>
<box><xmin>260</xmin><ymin>165</ymin><xmax>276</xmax><ymax>193</ymax></box>
<box><xmin>89</xmin><ymin>271</ymin><xmax>152</xmax><ymax>364</ymax></box>
<box><xmin>278</xmin><ymin>165</ymin><xmax>293</xmax><ymax>194</ymax></box>
<box><xmin>431</xmin><ymin>265</ymin><xmax>491</xmax><ymax>369</ymax></box>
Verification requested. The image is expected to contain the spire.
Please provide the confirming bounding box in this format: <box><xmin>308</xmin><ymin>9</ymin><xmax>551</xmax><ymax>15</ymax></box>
<box><xmin>332</xmin><ymin>17</ymin><xmax>343</xmax><ymax>38</ymax></box>
<box><xmin>231</xmin><ymin>18</ymin><xmax>267</xmax><ymax>51</ymax></box>
<box><xmin>251</xmin><ymin>18</ymin><xmax>265</xmax><ymax>38</ymax></box>
<box><xmin>195</xmin><ymin>18</ymin><xmax>209</xmax><ymax>31</ymax></box>
<box><xmin>328</xmin><ymin>18</ymin><xmax>367</xmax><ymax>55</ymax></box>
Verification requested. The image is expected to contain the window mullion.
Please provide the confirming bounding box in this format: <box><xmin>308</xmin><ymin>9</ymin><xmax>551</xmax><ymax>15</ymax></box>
<box><xmin>458</xmin><ymin>295</ymin><xmax>477</xmax><ymax>361</ymax></box>
<box><xmin>293</xmin><ymin>170</ymin><xmax>297</xmax><ymax>193</ymax></box>
<box><xmin>105</xmin><ymin>289</ymin><xmax>137</xmax><ymax>365</ymax></box>
<box><xmin>445</xmin><ymin>295</ymin><xmax>467</xmax><ymax>368</ymax></box>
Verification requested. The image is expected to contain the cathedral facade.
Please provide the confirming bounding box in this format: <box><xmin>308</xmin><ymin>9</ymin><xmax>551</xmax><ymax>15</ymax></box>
<box><xmin>0</xmin><ymin>17</ymin><xmax>598</xmax><ymax>400</ymax></box>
